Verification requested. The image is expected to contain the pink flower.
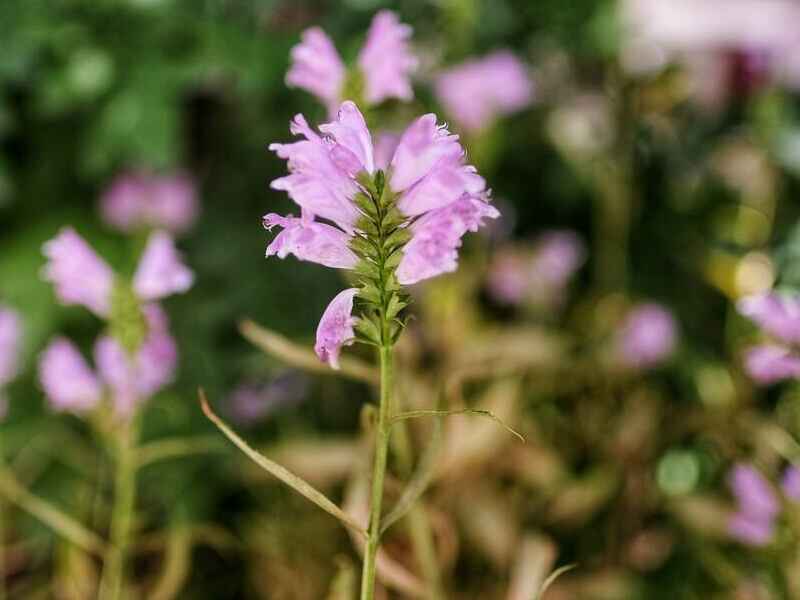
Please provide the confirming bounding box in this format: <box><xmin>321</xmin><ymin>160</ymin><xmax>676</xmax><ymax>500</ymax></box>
<box><xmin>738</xmin><ymin>293</ymin><xmax>800</xmax><ymax>345</ymax></box>
<box><xmin>782</xmin><ymin>466</ymin><xmax>800</xmax><ymax>502</ymax></box>
<box><xmin>357</xmin><ymin>11</ymin><xmax>417</xmax><ymax>105</ymax></box>
<box><xmin>314</xmin><ymin>288</ymin><xmax>358</xmax><ymax>369</ymax></box>
<box><xmin>286</xmin><ymin>12</ymin><xmax>416</xmax><ymax>112</ymax></box>
<box><xmin>42</xmin><ymin>227</ymin><xmax>115</xmax><ymax>317</ymax></box>
<box><xmin>616</xmin><ymin>303</ymin><xmax>678</xmax><ymax>369</ymax></box>
<box><xmin>728</xmin><ymin>512</ymin><xmax>775</xmax><ymax>547</ymax></box>
<box><xmin>266</xmin><ymin>102</ymin><xmax>497</xmax><ymax>366</ymax></box>
<box><xmin>742</xmin><ymin>345</ymin><xmax>800</xmax><ymax>385</ymax></box>
<box><xmin>133</xmin><ymin>231</ymin><xmax>195</xmax><ymax>301</ymax></box>
<box><xmin>435</xmin><ymin>51</ymin><xmax>534</xmax><ymax>133</ymax></box>
<box><xmin>727</xmin><ymin>463</ymin><xmax>780</xmax><ymax>546</ymax></box>
<box><xmin>0</xmin><ymin>306</ymin><xmax>21</xmax><ymax>386</ymax></box>
<box><xmin>100</xmin><ymin>172</ymin><xmax>198</xmax><ymax>234</ymax></box>
<box><xmin>38</xmin><ymin>338</ymin><xmax>102</xmax><ymax>413</ymax></box>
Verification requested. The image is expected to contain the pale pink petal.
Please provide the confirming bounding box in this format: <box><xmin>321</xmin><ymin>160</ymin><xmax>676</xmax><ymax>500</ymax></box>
<box><xmin>389</xmin><ymin>114</ymin><xmax>463</xmax><ymax>192</ymax></box>
<box><xmin>319</xmin><ymin>101</ymin><xmax>375</xmax><ymax>174</ymax></box>
<box><xmin>373</xmin><ymin>132</ymin><xmax>400</xmax><ymax>171</ymax></box>
<box><xmin>315</xmin><ymin>288</ymin><xmax>358</xmax><ymax>369</ymax></box>
<box><xmin>286</xmin><ymin>27</ymin><xmax>345</xmax><ymax>113</ymax></box>
<box><xmin>738</xmin><ymin>293</ymin><xmax>800</xmax><ymax>344</ymax></box>
<box><xmin>133</xmin><ymin>231</ymin><xmax>194</xmax><ymax>301</ymax></box>
<box><xmin>782</xmin><ymin>466</ymin><xmax>800</xmax><ymax>502</ymax></box>
<box><xmin>742</xmin><ymin>344</ymin><xmax>800</xmax><ymax>385</ymax></box>
<box><xmin>39</xmin><ymin>338</ymin><xmax>101</xmax><ymax>413</ymax></box>
<box><xmin>263</xmin><ymin>213</ymin><xmax>358</xmax><ymax>269</ymax></box>
<box><xmin>357</xmin><ymin>10</ymin><xmax>417</xmax><ymax>104</ymax></box>
<box><xmin>397</xmin><ymin>195</ymin><xmax>500</xmax><ymax>285</ymax></box>
<box><xmin>435</xmin><ymin>51</ymin><xmax>534</xmax><ymax>132</ymax></box>
<box><xmin>616</xmin><ymin>303</ymin><xmax>678</xmax><ymax>369</ymax></box>
<box><xmin>146</xmin><ymin>173</ymin><xmax>199</xmax><ymax>234</ymax></box>
<box><xmin>397</xmin><ymin>157</ymin><xmax>485</xmax><ymax>216</ymax></box>
<box><xmin>42</xmin><ymin>227</ymin><xmax>115</xmax><ymax>317</ymax></box>
<box><xmin>0</xmin><ymin>306</ymin><xmax>21</xmax><ymax>386</ymax></box>
<box><xmin>99</xmin><ymin>173</ymin><xmax>149</xmax><ymax>231</ymax></box>
<box><xmin>94</xmin><ymin>336</ymin><xmax>139</xmax><ymax>417</ymax></box>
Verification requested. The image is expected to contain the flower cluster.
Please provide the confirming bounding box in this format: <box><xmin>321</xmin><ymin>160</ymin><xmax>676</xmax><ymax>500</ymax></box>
<box><xmin>0</xmin><ymin>305</ymin><xmax>22</xmax><ymax>418</ymax></box>
<box><xmin>39</xmin><ymin>227</ymin><xmax>192</xmax><ymax>417</ymax></box>
<box><xmin>615</xmin><ymin>303</ymin><xmax>678</xmax><ymax>370</ymax></box>
<box><xmin>737</xmin><ymin>292</ymin><xmax>800</xmax><ymax>384</ymax></box>
<box><xmin>286</xmin><ymin>11</ymin><xmax>416</xmax><ymax>114</ymax></box>
<box><xmin>728</xmin><ymin>463</ymin><xmax>800</xmax><ymax>546</ymax></box>
<box><xmin>264</xmin><ymin>101</ymin><xmax>498</xmax><ymax>367</ymax></box>
<box><xmin>435</xmin><ymin>51</ymin><xmax>535</xmax><ymax>133</ymax></box>
<box><xmin>100</xmin><ymin>171</ymin><xmax>198</xmax><ymax>235</ymax></box>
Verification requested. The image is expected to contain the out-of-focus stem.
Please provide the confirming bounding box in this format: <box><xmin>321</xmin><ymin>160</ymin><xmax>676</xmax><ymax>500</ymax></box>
<box><xmin>99</xmin><ymin>420</ymin><xmax>138</xmax><ymax>600</ymax></box>
<box><xmin>392</xmin><ymin>407</ymin><xmax>445</xmax><ymax>600</ymax></box>
<box><xmin>360</xmin><ymin>345</ymin><xmax>394</xmax><ymax>600</ymax></box>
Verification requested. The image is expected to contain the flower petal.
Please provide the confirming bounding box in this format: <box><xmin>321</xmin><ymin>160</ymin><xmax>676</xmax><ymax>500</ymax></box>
<box><xmin>397</xmin><ymin>157</ymin><xmax>485</xmax><ymax>216</ymax></box>
<box><xmin>314</xmin><ymin>288</ymin><xmax>358</xmax><ymax>369</ymax></box>
<box><xmin>286</xmin><ymin>27</ymin><xmax>345</xmax><ymax>113</ymax></box>
<box><xmin>264</xmin><ymin>213</ymin><xmax>358</xmax><ymax>269</ymax></box>
<box><xmin>389</xmin><ymin>114</ymin><xmax>463</xmax><ymax>193</ymax></box>
<box><xmin>742</xmin><ymin>344</ymin><xmax>800</xmax><ymax>385</ymax></box>
<box><xmin>39</xmin><ymin>338</ymin><xmax>102</xmax><ymax>413</ymax></box>
<box><xmin>319</xmin><ymin>101</ymin><xmax>375</xmax><ymax>174</ymax></box>
<box><xmin>133</xmin><ymin>231</ymin><xmax>194</xmax><ymax>301</ymax></box>
<box><xmin>357</xmin><ymin>10</ymin><xmax>417</xmax><ymax>105</ymax></box>
<box><xmin>616</xmin><ymin>303</ymin><xmax>677</xmax><ymax>369</ymax></box>
<box><xmin>42</xmin><ymin>227</ymin><xmax>115</xmax><ymax>317</ymax></box>
<box><xmin>737</xmin><ymin>292</ymin><xmax>800</xmax><ymax>344</ymax></box>
<box><xmin>729</xmin><ymin>463</ymin><xmax>780</xmax><ymax>520</ymax></box>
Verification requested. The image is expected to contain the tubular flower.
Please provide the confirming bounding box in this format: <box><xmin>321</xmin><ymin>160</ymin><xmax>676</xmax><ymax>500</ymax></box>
<box><xmin>265</xmin><ymin>101</ymin><xmax>498</xmax><ymax>367</ymax></box>
<box><xmin>737</xmin><ymin>291</ymin><xmax>800</xmax><ymax>384</ymax></box>
<box><xmin>435</xmin><ymin>51</ymin><xmax>535</xmax><ymax>133</ymax></box>
<box><xmin>39</xmin><ymin>305</ymin><xmax>177</xmax><ymax>417</ymax></box>
<box><xmin>43</xmin><ymin>227</ymin><xmax>193</xmax><ymax>318</ymax></box>
<box><xmin>100</xmin><ymin>171</ymin><xmax>198</xmax><ymax>234</ymax></box>
<box><xmin>286</xmin><ymin>11</ymin><xmax>416</xmax><ymax>114</ymax></box>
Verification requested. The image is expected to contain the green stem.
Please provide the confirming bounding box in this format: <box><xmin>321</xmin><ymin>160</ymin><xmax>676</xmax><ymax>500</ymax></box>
<box><xmin>360</xmin><ymin>345</ymin><xmax>394</xmax><ymax>600</ymax></box>
<box><xmin>99</xmin><ymin>420</ymin><xmax>138</xmax><ymax>600</ymax></box>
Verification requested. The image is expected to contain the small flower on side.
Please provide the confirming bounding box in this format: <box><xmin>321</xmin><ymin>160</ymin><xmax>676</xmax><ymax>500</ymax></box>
<box><xmin>286</xmin><ymin>11</ymin><xmax>416</xmax><ymax>113</ymax></box>
<box><xmin>616</xmin><ymin>303</ymin><xmax>678</xmax><ymax>370</ymax></box>
<box><xmin>39</xmin><ymin>338</ymin><xmax>103</xmax><ymax>413</ymax></box>
<box><xmin>43</xmin><ymin>227</ymin><xmax>194</xmax><ymax>317</ymax></box>
<box><xmin>727</xmin><ymin>463</ymin><xmax>780</xmax><ymax>547</ymax></box>
<box><xmin>264</xmin><ymin>101</ymin><xmax>498</xmax><ymax>367</ymax></box>
<box><xmin>737</xmin><ymin>291</ymin><xmax>800</xmax><ymax>385</ymax></box>
<box><xmin>782</xmin><ymin>466</ymin><xmax>800</xmax><ymax>502</ymax></box>
<box><xmin>100</xmin><ymin>171</ymin><xmax>198</xmax><ymax>234</ymax></box>
<box><xmin>0</xmin><ymin>306</ymin><xmax>22</xmax><ymax>419</ymax></box>
<box><xmin>435</xmin><ymin>51</ymin><xmax>534</xmax><ymax>133</ymax></box>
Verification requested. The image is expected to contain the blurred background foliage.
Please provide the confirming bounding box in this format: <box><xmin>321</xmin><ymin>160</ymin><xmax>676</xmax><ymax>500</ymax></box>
<box><xmin>3</xmin><ymin>0</ymin><xmax>800</xmax><ymax>598</ymax></box>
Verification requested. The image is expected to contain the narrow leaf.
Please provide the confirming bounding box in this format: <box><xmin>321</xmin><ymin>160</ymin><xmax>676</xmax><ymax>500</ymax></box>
<box><xmin>200</xmin><ymin>390</ymin><xmax>367</xmax><ymax>538</ymax></box>
<box><xmin>391</xmin><ymin>409</ymin><xmax>525</xmax><ymax>443</ymax></box>
<box><xmin>354</xmin><ymin>317</ymin><xmax>382</xmax><ymax>345</ymax></box>
<box><xmin>386</xmin><ymin>295</ymin><xmax>407</xmax><ymax>320</ymax></box>
<box><xmin>239</xmin><ymin>320</ymin><xmax>378</xmax><ymax>385</ymax></box>
<box><xmin>534</xmin><ymin>564</ymin><xmax>577</xmax><ymax>600</ymax></box>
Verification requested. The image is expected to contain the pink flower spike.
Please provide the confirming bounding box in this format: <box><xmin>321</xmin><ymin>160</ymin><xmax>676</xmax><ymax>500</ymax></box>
<box><xmin>315</xmin><ymin>289</ymin><xmax>358</xmax><ymax>369</ymax></box>
<box><xmin>286</xmin><ymin>27</ymin><xmax>346</xmax><ymax>113</ymax></box>
<box><xmin>39</xmin><ymin>338</ymin><xmax>102</xmax><ymax>413</ymax></box>
<box><xmin>263</xmin><ymin>213</ymin><xmax>358</xmax><ymax>269</ymax></box>
<box><xmin>389</xmin><ymin>114</ymin><xmax>463</xmax><ymax>193</ymax></box>
<box><xmin>737</xmin><ymin>293</ymin><xmax>800</xmax><ymax>345</ymax></box>
<box><xmin>397</xmin><ymin>157</ymin><xmax>485</xmax><ymax>216</ymax></box>
<box><xmin>357</xmin><ymin>10</ymin><xmax>417</xmax><ymax>105</ymax></box>
<box><xmin>435</xmin><ymin>51</ymin><xmax>534</xmax><ymax>132</ymax></box>
<box><xmin>0</xmin><ymin>306</ymin><xmax>21</xmax><ymax>386</ymax></box>
<box><xmin>133</xmin><ymin>231</ymin><xmax>194</xmax><ymax>301</ymax></box>
<box><xmin>742</xmin><ymin>344</ymin><xmax>800</xmax><ymax>385</ymax></box>
<box><xmin>319</xmin><ymin>101</ymin><xmax>375</xmax><ymax>174</ymax></box>
<box><xmin>397</xmin><ymin>195</ymin><xmax>500</xmax><ymax>285</ymax></box>
<box><xmin>42</xmin><ymin>227</ymin><xmax>115</xmax><ymax>317</ymax></box>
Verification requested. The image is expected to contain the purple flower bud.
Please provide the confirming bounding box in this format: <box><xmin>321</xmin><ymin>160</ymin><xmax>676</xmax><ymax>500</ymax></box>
<box><xmin>39</xmin><ymin>338</ymin><xmax>102</xmax><ymax>413</ymax></box>
<box><xmin>315</xmin><ymin>289</ymin><xmax>358</xmax><ymax>369</ymax></box>
<box><xmin>357</xmin><ymin>11</ymin><xmax>417</xmax><ymax>105</ymax></box>
<box><xmin>133</xmin><ymin>231</ymin><xmax>194</xmax><ymax>301</ymax></box>
<box><xmin>729</xmin><ymin>463</ymin><xmax>780</xmax><ymax>520</ymax></box>
<box><xmin>737</xmin><ymin>293</ymin><xmax>800</xmax><ymax>345</ymax></box>
<box><xmin>728</xmin><ymin>512</ymin><xmax>775</xmax><ymax>546</ymax></box>
<box><xmin>435</xmin><ymin>51</ymin><xmax>534</xmax><ymax>133</ymax></box>
<box><xmin>782</xmin><ymin>466</ymin><xmax>800</xmax><ymax>502</ymax></box>
<box><xmin>100</xmin><ymin>172</ymin><xmax>198</xmax><ymax>235</ymax></box>
<box><xmin>742</xmin><ymin>344</ymin><xmax>800</xmax><ymax>385</ymax></box>
<box><xmin>42</xmin><ymin>227</ymin><xmax>115</xmax><ymax>317</ymax></box>
<box><xmin>286</xmin><ymin>27</ymin><xmax>346</xmax><ymax>114</ymax></box>
<box><xmin>531</xmin><ymin>231</ymin><xmax>586</xmax><ymax>288</ymax></box>
<box><xmin>617</xmin><ymin>303</ymin><xmax>678</xmax><ymax>369</ymax></box>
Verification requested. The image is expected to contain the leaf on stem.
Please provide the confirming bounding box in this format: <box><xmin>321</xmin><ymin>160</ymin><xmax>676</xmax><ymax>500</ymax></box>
<box><xmin>199</xmin><ymin>390</ymin><xmax>367</xmax><ymax>538</ymax></box>
<box><xmin>391</xmin><ymin>409</ymin><xmax>525</xmax><ymax>443</ymax></box>
<box><xmin>239</xmin><ymin>319</ymin><xmax>379</xmax><ymax>385</ymax></box>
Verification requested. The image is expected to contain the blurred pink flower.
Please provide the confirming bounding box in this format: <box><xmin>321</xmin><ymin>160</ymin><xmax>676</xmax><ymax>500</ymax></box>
<box><xmin>100</xmin><ymin>172</ymin><xmax>198</xmax><ymax>234</ymax></box>
<box><xmin>286</xmin><ymin>11</ymin><xmax>416</xmax><ymax>114</ymax></box>
<box><xmin>737</xmin><ymin>292</ymin><xmax>800</xmax><ymax>385</ymax></box>
<box><xmin>742</xmin><ymin>345</ymin><xmax>800</xmax><ymax>385</ymax></box>
<box><xmin>727</xmin><ymin>463</ymin><xmax>780</xmax><ymax>546</ymax></box>
<box><xmin>435</xmin><ymin>51</ymin><xmax>534</xmax><ymax>133</ymax></box>
<box><xmin>226</xmin><ymin>372</ymin><xmax>310</xmax><ymax>425</ymax></box>
<box><xmin>38</xmin><ymin>338</ymin><xmax>103</xmax><ymax>413</ymax></box>
<box><xmin>266</xmin><ymin>101</ymin><xmax>497</xmax><ymax>366</ymax></box>
<box><xmin>616</xmin><ymin>303</ymin><xmax>678</xmax><ymax>369</ymax></box>
<box><xmin>42</xmin><ymin>227</ymin><xmax>115</xmax><ymax>317</ymax></box>
<box><xmin>728</xmin><ymin>512</ymin><xmax>775</xmax><ymax>547</ymax></box>
<box><xmin>314</xmin><ymin>288</ymin><xmax>358</xmax><ymax>370</ymax></box>
<box><xmin>40</xmin><ymin>305</ymin><xmax>177</xmax><ymax>417</ymax></box>
<box><xmin>43</xmin><ymin>227</ymin><xmax>193</xmax><ymax>317</ymax></box>
<box><xmin>782</xmin><ymin>466</ymin><xmax>800</xmax><ymax>502</ymax></box>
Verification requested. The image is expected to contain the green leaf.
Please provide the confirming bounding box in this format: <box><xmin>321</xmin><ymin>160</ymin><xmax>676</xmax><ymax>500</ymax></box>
<box><xmin>355</xmin><ymin>317</ymin><xmax>382</xmax><ymax>345</ymax></box>
<box><xmin>386</xmin><ymin>294</ymin><xmax>407</xmax><ymax>320</ymax></box>
<box><xmin>357</xmin><ymin>282</ymin><xmax>382</xmax><ymax>306</ymax></box>
<box><xmin>383</xmin><ymin>227</ymin><xmax>412</xmax><ymax>251</ymax></box>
